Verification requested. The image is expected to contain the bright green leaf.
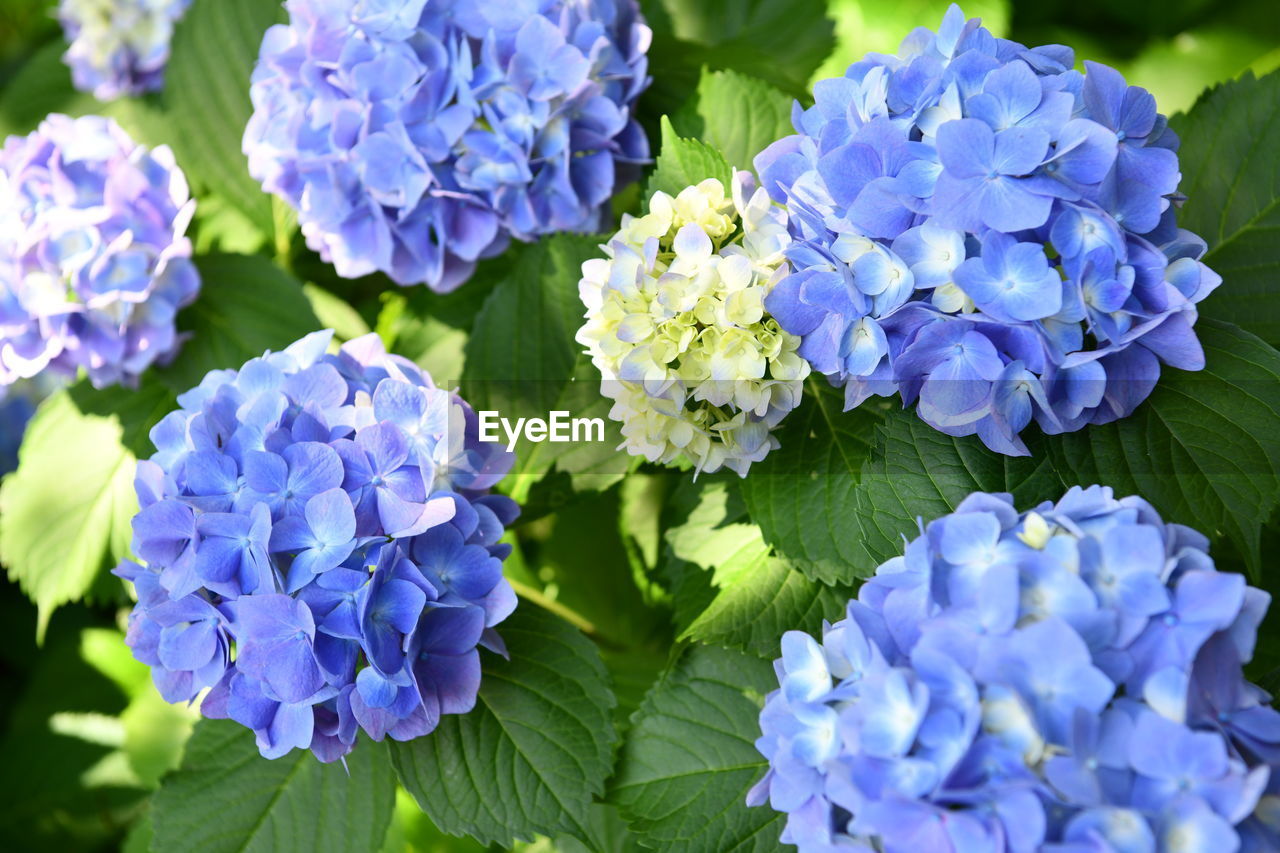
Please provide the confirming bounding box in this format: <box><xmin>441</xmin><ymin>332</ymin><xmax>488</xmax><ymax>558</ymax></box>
<box><xmin>0</xmin><ymin>393</ymin><xmax>136</xmax><ymax>640</ymax></box>
<box><xmin>303</xmin><ymin>282</ymin><xmax>372</xmax><ymax>344</ymax></box>
<box><xmin>151</xmin><ymin>718</ymin><xmax>395</xmax><ymax>853</ymax></box>
<box><xmin>157</xmin><ymin>253</ymin><xmax>319</xmax><ymax>394</ymax></box>
<box><xmin>514</xmin><ymin>804</ymin><xmax>643</xmax><ymax>853</ymax></box>
<box><xmin>67</xmin><ymin>376</ymin><xmax>177</xmax><ymax>460</ymax></box>
<box><xmin>120</xmin><ymin>689</ymin><xmax>198</xmax><ymax>790</ymax></box>
<box><xmin>1171</xmin><ymin>70</ymin><xmax>1280</xmax><ymax>345</ymax></box>
<box><xmin>389</xmin><ymin>606</ymin><xmax>617</xmax><ymax>847</ymax></box>
<box><xmin>610</xmin><ymin>645</ymin><xmax>780</xmax><ymax>852</ymax></box>
<box><xmin>814</xmin><ymin>0</ymin><xmax>1008</xmax><ymax>83</ymax></box>
<box><xmin>675</xmin><ymin>69</ymin><xmax>795</xmax><ymax>171</ymax></box>
<box><xmin>666</xmin><ymin>480</ymin><xmax>853</xmax><ymax>657</ymax></box>
<box><xmin>646</xmin><ymin>117</ymin><xmax>733</xmax><ymax>202</ymax></box>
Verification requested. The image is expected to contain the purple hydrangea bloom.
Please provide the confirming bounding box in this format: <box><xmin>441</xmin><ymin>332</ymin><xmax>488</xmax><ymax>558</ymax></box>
<box><xmin>116</xmin><ymin>330</ymin><xmax>519</xmax><ymax>760</ymax></box>
<box><xmin>756</xmin><ymin>5</ymin><xmax>1219</xmax><ymax>455</ymax></box>
<box><xmin>244</xmin><ymin>0</ymin><xmax>652</xmax><ymax>292</ymax></box>
<box><xmin>59</xmin><ymin>0</ymin><xmax>193</xmax><ymax>100</ymax></box>
<box><xmin>0</xmin><ymin>114</ymin><xmax>200</xmax><ymax>389</ymax></box>
<box><xmin>749</xmin><ymin>486</ymin><xmax>1280</xmax><ymax>852</ymax></box>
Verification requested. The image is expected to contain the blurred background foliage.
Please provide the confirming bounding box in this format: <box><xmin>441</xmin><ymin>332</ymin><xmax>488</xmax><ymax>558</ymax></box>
<box><xmin>0</xmin><ymin>0</ymin><xmax>1276</xmax><ymax>851</ymax></box>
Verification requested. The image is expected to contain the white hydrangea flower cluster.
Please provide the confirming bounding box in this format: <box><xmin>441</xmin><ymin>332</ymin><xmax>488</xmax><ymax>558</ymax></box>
<box><xmin>578</xmin><ymin>172</ymin><xmax>809</xmax><ymax>476</ymax></box>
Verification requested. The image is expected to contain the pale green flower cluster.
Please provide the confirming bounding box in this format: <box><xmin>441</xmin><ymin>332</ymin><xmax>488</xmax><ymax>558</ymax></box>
<box><xmin>577</xmin><ymin>171</ymin><xmax>809</xmax><ymax>476</ymax></box>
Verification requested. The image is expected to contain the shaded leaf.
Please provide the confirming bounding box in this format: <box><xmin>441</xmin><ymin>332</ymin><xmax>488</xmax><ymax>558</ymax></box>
<box><xmin>163</xmin><ymin>0</ymin><xmax>285</xmax><ymax>236</ymax></box>
<box><xmin>737</xmin><ymin>380</ymin><xmax>883</xmax><ymax>583</ymax></box>
<box><xmin>390</xmin><ymin>606</ymin><xmax>617</xmax><ymax>847</ymax></box>
<box><xmin>461</xmin><ymin>236</ymin><xmax>624</xmax><ymax>504</ymax></box>
<box><xmin>151</xmin><ymin>719</ymin><xmax>395</xmax><ymax>853</ymax></box>
<box><xmin>157</xmin><ymin>253</ymin><xmax>319</xmax><ymax>394</ymax></box>
<box><xmin>1172</xmin><ymin>70</ymin><xmax>1280</xmax><ymax>345</ymax></box>
<box><xmin>611</xmin><ymin>645</ymin><xmax>779</xmax><ymax>853</ymax></box>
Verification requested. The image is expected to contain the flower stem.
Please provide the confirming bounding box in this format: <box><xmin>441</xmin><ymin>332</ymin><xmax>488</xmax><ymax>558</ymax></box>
<box><xmin>508</xmin><ymin>577</ymin><xmax>601</xmax><ymax>639</ymax></box>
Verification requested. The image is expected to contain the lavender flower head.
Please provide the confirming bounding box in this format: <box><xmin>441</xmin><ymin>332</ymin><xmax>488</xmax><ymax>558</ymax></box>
<box><xmin>115</xmin><ymin>330</ymin><xmax>520</xmax><ymax>760</ymax></box>
<box><xmin>59</xmin><ymin>0</ymin><xmax>193</xmax><ymax>100</ymax></box>
<box><xmin>0</xmin><ymin>114</ymin><xmax>200</xmax><ymax>389</ymax></box>
<box><xmin>750</xmin><ymin>486</ymin><xmax>1280</xmax><ymax>852</ymax></box>
<box><xmin>244</xmin><ymin>0</ymin><xmax>652</xmax><ymax>292</ymax></box>
<box><xmin>756</xmin><ymin>4</ymin><xmax>1220</xmax><ymax>455</ymax></box>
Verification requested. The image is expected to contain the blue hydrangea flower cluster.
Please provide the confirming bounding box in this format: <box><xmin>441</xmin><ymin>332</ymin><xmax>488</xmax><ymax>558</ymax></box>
<box><xmin>58</xmin><ymin>0</ymin><xmax>193</xmax><ymax>100</ymax></box>
<box><xmin>756</xmin><ymin>5</ymin><xmax>1220</xmax><ymax>455</ymax></box>
<box><xmin>750</xmin><ymin>487</ymin><xmax>1280</xmax><ymax>852</ymax></box>
<box><xmin>0</xmin><ymin>114</ymin><xmax>200</xmax><ymax>389</ymax></box>
<box><xmin>243</xmin><ymin>0</ymin><xmax>652</xmax><ymax>292</ymax></box>
<box><xmin>115</xmin><ymin>331</ymin><xmax>519</xmax><ymax>760</ymax></box>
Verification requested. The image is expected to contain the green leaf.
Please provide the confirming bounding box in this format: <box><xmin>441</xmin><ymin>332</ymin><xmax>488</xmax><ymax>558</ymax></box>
<box><xmin>665</xmin><ymin>480</ymin><xmax>852</xmax><ymax>657</ymax></box>
<box><xmin>611</xmin><ymin>645</ymin><xmax>780</xmax><ymax>852</ymax></box>
<box><xmin>157</xmin><ymin>253</ymin><xmax>319</xmax><ymax>394</ymax></box>
<box><xmin>640</xmin><ymin>0</ymin><xmax>834</xmax><ymax>115</ymax></box>
<box><xmin>67</xmin><ymin>375</ymin><xmax>177</xmax><ymax>460</ymax></box>
<box><xmin>151</xmin><ymin>719</ymin><xmax>396</xmax><ymax>853</ymax></box>
<box><xmin>1045</xmin><ymin>320</ymin><xmax>1280</xmax><ymax>578</ymax></box>
<box><xmin>303</xmin><ymin>282</ymin><xmax>372</xmax><ymax>344</ymax></box>
<box><xmin>379</xmin><ymin>788</ymin><xmax>487</xmax><ymax>853</ymax></box>
<box><xmin>390</xmin><ymin>606</ymin><xmax>617</xmax><ymax>847</ymax></box>
<box><xmin>514</xmin><ymin>804</ymin><xmax>644</xmax><ymax>853</ymax></box>
<box><xmin>1171</xmin><ymin>70</ymin><xmax>1280</xmax><ymax>346</ymax></box>
<box><xmin>0</xmin><ymin>623</ymin><xmax>147</xmax><ymax>850</ymax></box>
<box><xmin>737</xmin><ymin>380</ymin><xmax>884</xmax><ymax>583</ymax></box>
<box><xmin>674</xmin><ymin>69</ymin><xmax>795</xmax><ymax>171</ymax></box>
<box><xmin>813</xmin><ymin>0</ymin><xmax>1009</xmax><ymax>83</ymax></box>
<box><xmin>846</xmin><ymin>409</ymin><xmax>1065</xmax><ymax>574</ymax></box>
<box><xmin>163</xmin><ymin>0</ymin><xmax>286</xmax><ymax>237</ymax></box>
<box><xmin>0</xmin><ymin>41</ymin><xmax>164</xmax><ymax>142</ymax></box>
<box><xmin>461</xmin><ymin>236</ymin><xmax>624</xmax><ymax>504</ymax></box>
<box><xmin>0</xmin><ymin>393</ymin><xmax>136</xmax><ymax>640</ymax></box>
<box><xmin>518</xmin><ymin>489</ymin><xmax>667</xmax><ymax>649</ymax></box>
<box><xmin>836</xmin><ymin>321</ymin><xmax>1280</xmax><ymax>580</ymax></box>
<box><xmin>646</xmin><ymin>117</ymin><xmax>734</xmax><ymax>201</ymax></box>
<box><xmin>379</xmin><ymin>261</ymin><xmax>503</xmax><ymax>383</ymax></box>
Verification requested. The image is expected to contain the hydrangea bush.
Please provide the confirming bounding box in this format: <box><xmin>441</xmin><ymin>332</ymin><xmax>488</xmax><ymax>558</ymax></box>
<box><xmin>243</xmin><ymin>0</ymin><xmax>652</xmax><ymax>292</ymax></box>
<box><xmin>115</xmin><ymin>331</ymin><xmax>519</xmax><ymax>760</ymax></box>
<box><xmin>58</xmin><ymin>0</ymin><xmax>193</xmax><ymax>100</ymax></box>
<box><xmin>577</xmin><ymin>172</ymin><xmax>808</xmax><ymax>475</ymax></box>
<box><xmin>750</xmin><ymin>487</ymin><xmax>1280</xmax><ymax>851</ymax></box>
<box><xmin>756</xmin><ymin>4</ymin><xmax>1221</xmax><ymax>455</ymax></box>
<box><xmin>0</xmin><ymin>113</ymin><xmax>200</xmax><ymax>389</ymax></box>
